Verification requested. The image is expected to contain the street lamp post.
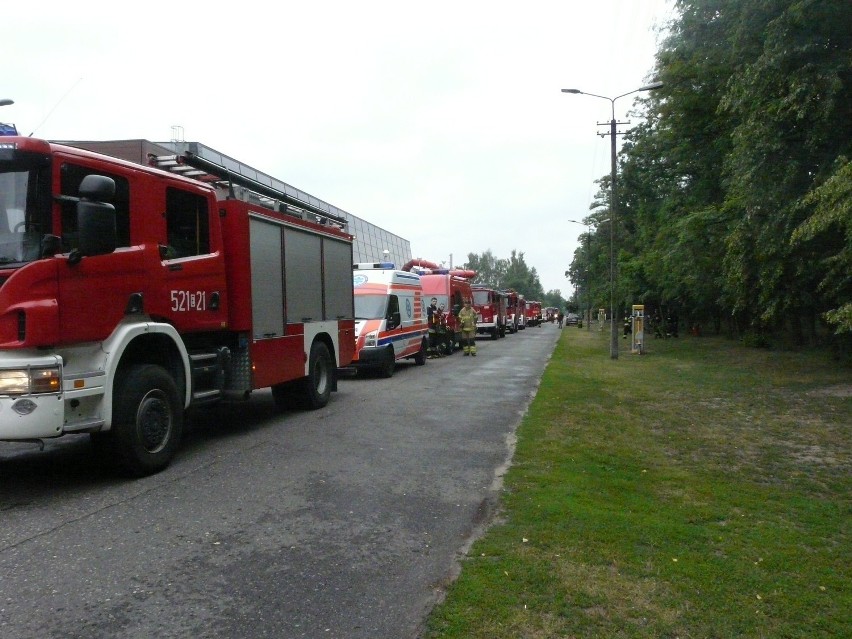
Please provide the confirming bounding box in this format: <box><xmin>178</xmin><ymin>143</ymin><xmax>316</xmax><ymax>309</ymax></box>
<box><xmin>561</xmin><ymin>82</ymin><xmax>663</xmax><ymax>359</ymax></box>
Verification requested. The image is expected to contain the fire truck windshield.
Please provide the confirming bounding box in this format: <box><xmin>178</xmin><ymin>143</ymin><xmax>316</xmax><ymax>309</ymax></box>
<box><xmin>0</xmin><ymin>158</ymin><xmax>50</xmax><ymax>265</ymax></box>
<box><xmin>473</xmin><ymin>290</ymin><xmax>491</xmax><ymax>305</ymax></box>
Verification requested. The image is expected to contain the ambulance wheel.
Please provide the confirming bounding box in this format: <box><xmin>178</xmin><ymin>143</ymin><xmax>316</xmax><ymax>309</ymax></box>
<box><xmin>103</xmin><ymin>364</ymin><xmax>183</xmax><ymax>477</ymax></box>
<box><xmin>414</xmin><ymin>338</ymin><xmax>427</xmax><ymax>365</ymax></box>
<box><xmin>300</xmin><ymin>341</ymin><xmax>334</xmax><ymax>409</ymax></box>
<box><xmin>378</xmin><ymin>348</ymin><xmax>396</xmax><ymax>378</ymax></box>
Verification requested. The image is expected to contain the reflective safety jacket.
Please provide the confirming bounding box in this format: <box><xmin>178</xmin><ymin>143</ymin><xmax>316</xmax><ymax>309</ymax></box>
<box><xmin>458</xmin><ymin>306</ymin><xmax>477</xmax><ymax>332</ymax></box>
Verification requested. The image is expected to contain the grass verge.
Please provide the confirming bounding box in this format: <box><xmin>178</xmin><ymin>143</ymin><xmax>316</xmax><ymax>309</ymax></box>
<box><xmin>425</xmin><ymin>327</ymin><xmax>851</xmax><ymax>638</ymax></box>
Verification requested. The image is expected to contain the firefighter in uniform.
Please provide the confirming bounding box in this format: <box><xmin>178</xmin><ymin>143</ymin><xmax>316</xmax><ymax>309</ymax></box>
<box><xmin>436</xmin><ymin>303</ymin><xmax>449</xmax><ymax>355</ymax></box>
<box><xmin>458</xmin><ymin>299</ymin><xmax>478</xmax><ymax>356</ymax></box>
<box><xmin>427</xmin><ymin>298</ymin><xmax>440</xmax><ymax>358</ymax></box>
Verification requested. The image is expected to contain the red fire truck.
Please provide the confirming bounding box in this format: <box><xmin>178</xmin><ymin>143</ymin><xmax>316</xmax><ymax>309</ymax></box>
<box><xmin>526</xmin><ymin>300</ymin><xmax>543</xmax><ymax>327</ymax></box>
<box><xmin>471</xmin><ymin>286</ymin><xmax>507</xmax><ymax>339</ymax></box>
<box><xmin>516</xmin><ymin>296</ymin><xmax>528</xmax><ymax>330</ymax></box>
<box><xmin>403</xmin><ymin>260</ymin><xmax>473</xmax><ymax>354</ymax></box>
<box><xmin>0</xmin><ymin>137</ymin><xmax>355</xmax><ymax>475</ymax></box>
<box><xmin>504</xmin><ymin>289</ymin><xmax>523</xmax><ymax>332</ymax></box>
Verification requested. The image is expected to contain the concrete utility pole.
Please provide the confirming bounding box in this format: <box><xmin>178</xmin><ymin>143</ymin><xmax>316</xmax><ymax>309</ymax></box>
<box><xmin>561</xmin><ymin>82</ymin><xmax>663</xmax><ymax>359</ymax></box>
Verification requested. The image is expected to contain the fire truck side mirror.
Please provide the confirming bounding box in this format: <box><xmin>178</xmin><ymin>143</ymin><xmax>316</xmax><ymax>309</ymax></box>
<box><xmin>76</xmin><ymin>175</ymin><xmax>117</xmax><ymax>258</ymax></box>
<box><xmin>40</xmin><ymin>234</ymin><xmax>62</xmax><ymax>258</ymax></box>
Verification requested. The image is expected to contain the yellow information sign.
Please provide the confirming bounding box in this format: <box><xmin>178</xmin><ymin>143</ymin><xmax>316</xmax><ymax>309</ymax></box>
<box><xmin>631</xmin><ymin>305</ymin><xmax>645</xmax><ymax>354</ymax></box>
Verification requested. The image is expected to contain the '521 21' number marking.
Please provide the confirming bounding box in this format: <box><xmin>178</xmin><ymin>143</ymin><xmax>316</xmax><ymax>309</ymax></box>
<box><xmin>171</xmin><ymin>290</ymin><xmax>207</xmax><ymax>312</ymax></box>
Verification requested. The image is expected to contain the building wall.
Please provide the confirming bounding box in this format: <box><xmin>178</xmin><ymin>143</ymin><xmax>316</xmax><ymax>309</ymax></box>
<box><xmin>343</xmin><ymin>213</ymin><xmax>411</xmax><ymax>267</ymax></box>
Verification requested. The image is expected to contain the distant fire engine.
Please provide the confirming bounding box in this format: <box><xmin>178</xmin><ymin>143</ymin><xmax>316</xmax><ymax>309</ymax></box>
<box><xmin>471</xmin><ymin>286</ymin><xmax>507</xmax><ymax>339</ymax></box>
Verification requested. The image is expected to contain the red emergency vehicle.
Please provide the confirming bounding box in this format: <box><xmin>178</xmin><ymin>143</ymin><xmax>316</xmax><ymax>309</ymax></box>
<box><xmin>0</xmin><ymin>137</ymin><xmax>355</xmax><ymax>475</ymax></box>
<box><xmin>505</xmin><ymin>289</ymin><xmax>529</xmax><ymax>332</ymax></box>
<box><xmin>503</xmin><ymin>289</ymin><xmax>518</xmax><ymax>333</ymax></box>
<box><xmin>471</xmin><ymin>286</ymin><xmax>507</xmax><ymax>339</ymax></box>
<box><xmin>526</xmin><ymin>300</ymin><xmax>543</xmax><ymax>327</ymax></box>
<box><xmin>403</xmin><ymin>260</ymin><xmax>473</xmax><ymax>354</ymax></box>
<box><xmin>516</xmin><ymin>296</ymin><xmax>528</xmax><ymax>330</ymax></box>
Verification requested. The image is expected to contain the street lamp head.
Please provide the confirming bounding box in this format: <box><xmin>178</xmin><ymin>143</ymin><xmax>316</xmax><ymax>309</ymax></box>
<box><xmin>638</xmin><ymin>81</ymin><xmax>664</xmax><ymax>91</ymax></box>
<box><xmin>0</xmin><ymin>99</ymin><xmax>14</xmax><ymax>107</ymax></box>
<box><xmin>561</xmin><ymin>89</ymin><xmax>582</xmax><ymax>94</ymax></box>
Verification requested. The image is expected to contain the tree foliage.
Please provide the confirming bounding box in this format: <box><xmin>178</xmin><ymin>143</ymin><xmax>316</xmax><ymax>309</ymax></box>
<box><xmin>463</xmin><ymin>249</ymin><xmax>557</xmax><ymax>305</ymax></box>
<box><xmin>569</xmin><ymin>0</ymin><xmax>852</xmax><ymax>347</ymax></box>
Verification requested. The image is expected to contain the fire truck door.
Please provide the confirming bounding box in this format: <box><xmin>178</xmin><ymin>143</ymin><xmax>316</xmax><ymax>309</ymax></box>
<box><xmin>159</xmin><ymin>188</ymin><xmax>227</xmax><ymax>333</ymax></box>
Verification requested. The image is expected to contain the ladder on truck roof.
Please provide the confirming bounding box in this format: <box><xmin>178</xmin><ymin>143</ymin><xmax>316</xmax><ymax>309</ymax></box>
<box><xmin>148</xmin><ymin>141</ymin><xmax>349</xmax><ymax>230</ymax></box>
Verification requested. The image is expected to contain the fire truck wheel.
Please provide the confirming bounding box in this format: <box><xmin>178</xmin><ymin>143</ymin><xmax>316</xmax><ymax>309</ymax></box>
<box><xmin>300</xmin><ymin>341</ymin><xmax>334</xmax><ymax>409</ymax></box>
<box><xmin>413</xmin><ymin>338</ymin><xmax>427</xmax><ymax>365</ymax></box>
<box><xmin>109</xmin><ymin>364</ymin><xmax>183</xmax><ymax>477</ymax></box>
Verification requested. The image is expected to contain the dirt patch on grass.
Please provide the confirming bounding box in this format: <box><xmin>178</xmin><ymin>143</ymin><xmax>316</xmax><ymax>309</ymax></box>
<box><xmin>806</xmin><ymin>384</ymin><xmax>852</xmax><ymax>398</ymax></box>
<box><xmin>786</xmin><ymin>443</ymin><xmax>848</xmax><ymax>467</ymax></box>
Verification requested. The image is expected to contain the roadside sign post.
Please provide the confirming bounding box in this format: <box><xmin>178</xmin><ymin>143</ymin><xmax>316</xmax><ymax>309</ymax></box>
<box><xmin>631</xmin><ymin>305</ymin><xmax>645</xmax><ymax>354</ymax></box>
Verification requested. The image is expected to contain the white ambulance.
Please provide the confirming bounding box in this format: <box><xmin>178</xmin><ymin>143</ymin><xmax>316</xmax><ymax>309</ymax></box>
<box><xmin>348</xmin><ymin>263</ymin><xmax>428</xmax><ymax>377</ymax></box>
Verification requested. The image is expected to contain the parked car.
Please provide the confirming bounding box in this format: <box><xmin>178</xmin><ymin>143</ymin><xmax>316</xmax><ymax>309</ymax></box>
<box><xmin>565</xmin><ymin>313</ymin><xmax>579</xmax><ymax>326</ymax></box>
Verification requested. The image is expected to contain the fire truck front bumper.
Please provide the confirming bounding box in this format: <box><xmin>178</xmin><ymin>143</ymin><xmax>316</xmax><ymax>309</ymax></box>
<box><xmin>476</xmin><ymin>320</ymin><xmax>497</xmax><ymax>333</ymax></box>
<box><xmin>0</xmin><ymin>356</ymin><xmax>65</xmax><ymax>440</ymax></box>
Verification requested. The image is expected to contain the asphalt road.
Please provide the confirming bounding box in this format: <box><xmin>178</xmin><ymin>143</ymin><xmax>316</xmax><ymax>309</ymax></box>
<box><xmin>0</xmin><ymin>323</ymin><xmax>561</xmax><ymax>639</ymax></box>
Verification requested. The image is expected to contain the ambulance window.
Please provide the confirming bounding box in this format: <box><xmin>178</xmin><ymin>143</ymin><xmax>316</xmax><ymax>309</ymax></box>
<box><xmin>60</xmin><ymin>163</ymin><xmax>130</xmax><ymax>251</ymax></box>
<box><xmin>387</xmin><ymin>295</ymin><xmax>400</xmax><ymax>319</ymax></box>
<box><xmin>165</xmin><ymin>187</ymin><xmax>209</xmax><ymax>258</ymax></box>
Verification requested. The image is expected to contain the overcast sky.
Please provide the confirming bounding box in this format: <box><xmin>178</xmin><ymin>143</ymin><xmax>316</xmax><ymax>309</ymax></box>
<box><xmin>4</xmin><ymin>0</ymin><xmax>673</xmax><ymax>296</ymax></box>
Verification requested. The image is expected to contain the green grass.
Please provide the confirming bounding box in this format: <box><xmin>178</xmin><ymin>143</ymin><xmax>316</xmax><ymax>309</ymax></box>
<box><xmin>425</xmin><ymin>328</ymin><xmax>851</xmax><ymax>638</ymax></box>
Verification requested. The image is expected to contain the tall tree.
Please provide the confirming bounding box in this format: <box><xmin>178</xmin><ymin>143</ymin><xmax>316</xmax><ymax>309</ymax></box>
<box><xmin>464</xmin><ymin>249</ymin><xmax>506</xmax><ymax>288</ymax></box>
<box><xmin>791</xmin><ymin>157</ymin><xmax>852</xmax><ymax>333</ymax></box>
<box><xmin>576</xmin><ymin>0</ymin><xmax>852</xmax><ymax>348</ymax></box>
<box><xmin>464</xmin><ymin>249</ymin><xmax>545</xmax><ymax>300</ymax></box>
<box><xmin>719</xmin><ymin>0</ymin><xmax>852</xmax><ymax>338</ymax></box>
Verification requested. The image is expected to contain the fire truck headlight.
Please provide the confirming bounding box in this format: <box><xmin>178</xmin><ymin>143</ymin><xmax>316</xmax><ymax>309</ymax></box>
<box><xmin>0</xmin><ymin>371</ymin><xmax>29</xmax><ymax>395</ymax></box>
<box><xmin>0</xmin><ymin>367</ymin><xmax>61</xmax><ymax>396</ymax></box>
<box><xmin>31</xmin><ymin>368</ymin><xmax>61</xmax><ymax>393</ymax></box>
<box><xmin>365</xmin><ymin>330</ymin><xmax>378</xmax><ymax>348</ymax></box>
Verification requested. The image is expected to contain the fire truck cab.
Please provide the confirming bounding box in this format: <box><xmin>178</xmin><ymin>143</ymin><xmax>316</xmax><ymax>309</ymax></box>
<box><xmin>471</xmin><ymin>286</ymin><xmax>507</xmax><ymax>339</ymax></box>
<box><xmin>526</xmin><ymin>300</ymin><xmax>543</xmax><ymax>327</ymax></box>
